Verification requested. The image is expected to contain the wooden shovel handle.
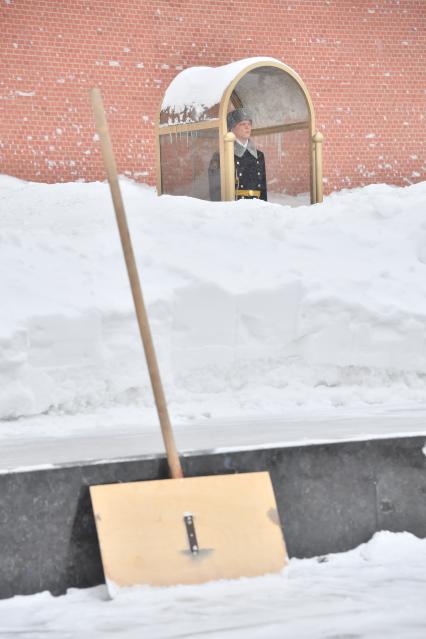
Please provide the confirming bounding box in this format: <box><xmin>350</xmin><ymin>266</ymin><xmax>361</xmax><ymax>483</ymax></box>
<box><xmin>90</xmin><ymin>88</ymin><xmax>183</xmax><ymax>480</ymax></box>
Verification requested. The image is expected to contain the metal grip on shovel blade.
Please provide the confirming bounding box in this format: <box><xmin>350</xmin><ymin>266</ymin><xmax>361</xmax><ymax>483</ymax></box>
<box><xmin>184</xmin><ymin>513</ymin><xmax>199</xmax><ymax>554</ymax></box>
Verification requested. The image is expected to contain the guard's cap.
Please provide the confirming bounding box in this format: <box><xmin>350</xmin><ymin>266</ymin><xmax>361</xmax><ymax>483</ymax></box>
<box><xmin>227</xmin><ymin>108</ymin><xmax>253</xmax><ymax>131</ymax></box>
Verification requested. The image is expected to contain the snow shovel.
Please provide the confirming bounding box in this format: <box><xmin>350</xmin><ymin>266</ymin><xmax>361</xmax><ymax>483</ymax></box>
<box><xmin>89</xmin><ymin>88</ymin><xmax>288</xmax><ymax>594</ymax></box>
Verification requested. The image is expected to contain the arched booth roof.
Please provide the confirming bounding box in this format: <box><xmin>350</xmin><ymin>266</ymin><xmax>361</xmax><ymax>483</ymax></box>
<box><xmin>159</xmin><ymin>57</ymin><xmax>315</xmax><ymax>130</ymax></box>
<box><xmin>157</xmin><ymin>58</ymin><xmax>323</xmax><ymax>204</ymax></box>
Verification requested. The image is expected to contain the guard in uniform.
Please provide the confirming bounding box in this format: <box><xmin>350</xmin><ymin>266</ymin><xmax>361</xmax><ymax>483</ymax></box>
<box><xmin>208</xmin><ymin>108</ymin><xmax>267</xmax><ymax>201</ymax></box>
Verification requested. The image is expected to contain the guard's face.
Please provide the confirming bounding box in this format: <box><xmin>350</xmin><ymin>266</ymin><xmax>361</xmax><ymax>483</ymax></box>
<box><xmin>232</xmin><ymin>119</ymin><xmax>252</xmax><ymax>142</ymax></box>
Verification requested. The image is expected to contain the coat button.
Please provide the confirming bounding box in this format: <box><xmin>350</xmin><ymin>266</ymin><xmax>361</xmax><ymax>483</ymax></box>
<box><xmin>236</xmin><ymin>161</ymin><xmax>240</xmax><ymax>165</ymax></box>
<box><xmin>258</xmin><ymin>172</ymin><xmax>261</xmax><ymax>175</ymax></box>
<box><xmin>239</xmin><ymin>173</ymin><xmax>242</xmax><ymax>176</ymax></box>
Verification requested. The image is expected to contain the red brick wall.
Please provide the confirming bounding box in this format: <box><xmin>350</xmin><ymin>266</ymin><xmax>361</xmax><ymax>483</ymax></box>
<box><xmin>1</xmin><ymin>0</ymin><xmax>425</xmax><ymax>193</ymax></box>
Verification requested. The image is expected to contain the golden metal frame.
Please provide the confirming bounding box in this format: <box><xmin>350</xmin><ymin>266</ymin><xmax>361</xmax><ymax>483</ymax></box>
<box><xmin>156</xmin><ymin>59</ymin><xmax>323</xmax><ymax>203</ymax></box>
<box><xmin>251</xmin><ymin>121</ymin><xmax>309</xmax><ymax>137</ymax></box>
<box><xmin>313</xmin><ymin>132</ymin><xmax>324</xmax><ymax>203</ymax></box>
<box><xmin>224</xmin><ymin>132</ymin><xmax>236</xmax><ymax>200</ymax></box>
<box><xmin>158</xmin><ymin>119</ymin><xmax>219</xmax><ymax>136</ymax></box>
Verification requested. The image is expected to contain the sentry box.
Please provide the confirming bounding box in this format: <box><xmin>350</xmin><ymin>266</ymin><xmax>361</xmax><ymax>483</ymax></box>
<box><xmin>156</xmin><ymin>57</ymin><xmax>323</xmax><ymax>206</ymax></box>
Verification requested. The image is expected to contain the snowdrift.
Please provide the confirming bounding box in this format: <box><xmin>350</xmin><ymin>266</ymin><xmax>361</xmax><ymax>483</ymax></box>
<box><xmin>1</xmin><ymin>531</ymin><xmax>426</xmax><ymax>637</ymax></box>
<box><xmin>1</xmin><ymin>175</ymin><xmax>426</xmax><ymax>420</ymax></box>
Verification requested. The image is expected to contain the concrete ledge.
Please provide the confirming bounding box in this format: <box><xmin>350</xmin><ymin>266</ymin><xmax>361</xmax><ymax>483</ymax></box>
<box><xmin>1</xmin><ymin>435</ymin><xmax>426</xmax><ymax>600</ymax></box>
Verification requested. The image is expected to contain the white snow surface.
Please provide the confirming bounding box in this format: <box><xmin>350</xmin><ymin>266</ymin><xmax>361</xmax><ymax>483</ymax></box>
<box><xmin>2</xmin><ymin>177</ymin><xmax>426</xmax><ymax>636</ymax></box>
<box><xmin>1</xmin><ymin>175</ymin><xmax>426</xmax><ymax>432</ymax></box>
<box><xmin>161</xmin><ymin>56</ymin><xmax>286</xmax><ymax>115</ymax></box>
<box><xmin>1</xmin><ymin>531</ymin><xmax>426</xmax><ymax>638</ymax></box>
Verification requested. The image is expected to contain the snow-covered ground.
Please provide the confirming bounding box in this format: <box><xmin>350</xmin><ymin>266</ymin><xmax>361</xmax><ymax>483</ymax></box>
<box><xmin>1</xmin><ymin>531</ymin><xmax>426</xmax><ymax>638</ymax></box>
<box><xmin>2</xmin><ymin>176</ymin><xmax>426</xmax><ymax>435</ymax></box>
<box><xmin>2</xmin><ymin>176</ymin><xmax>426</xmax><ymax>636</ymax></box>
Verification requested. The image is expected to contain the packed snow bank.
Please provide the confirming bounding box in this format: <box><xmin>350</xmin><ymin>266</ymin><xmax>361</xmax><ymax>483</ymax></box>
<box><xmin>1</xmin><ymin>175</ymin><xmax>426</xmax><ymax>421</ymax></box>
<box><xmin>1</xmin><ymin>531</ymin><xmax>426</xmax><ymax>638</ymax></box>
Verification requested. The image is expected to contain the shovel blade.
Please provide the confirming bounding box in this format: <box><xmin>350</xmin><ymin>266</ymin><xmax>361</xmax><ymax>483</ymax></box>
<box><xmin>90</xmin><ymin>471</ymin><xmax>287</xmax><ymax>593</ymax></box>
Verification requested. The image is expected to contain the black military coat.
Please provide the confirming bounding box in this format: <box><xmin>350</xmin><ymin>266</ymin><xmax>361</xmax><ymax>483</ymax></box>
<box><xmin>235</xmin><ymin>146</ymin><xmax>267</xmax><ymax>201</ymax></box>
<box><xmin>208</xmin><ymin>139</ymin><xmax>267</xmax><ymax>202</ymax></box>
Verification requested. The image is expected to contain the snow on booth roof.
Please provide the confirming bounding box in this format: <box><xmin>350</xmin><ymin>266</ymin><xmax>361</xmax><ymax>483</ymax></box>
<box><xmin>159</xmin><ymin>57</ymin><xmax>309</xmax><ymax>128</ymax></box>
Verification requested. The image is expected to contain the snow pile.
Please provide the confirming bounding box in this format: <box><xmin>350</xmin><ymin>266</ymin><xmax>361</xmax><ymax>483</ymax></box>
<box><xmin>161</xmin><ymin>56</ymin><xmax>284</xmax><ymax>115</ymax></box>
<box><xmin>1</xmin><ymin>531</ymin><xmax>426</xmax><ymax>637</ymax></box>
<box><xmin>1</xmin><ymin>175</ymin><xmax>426</xmax><ymax>422</ymax></box>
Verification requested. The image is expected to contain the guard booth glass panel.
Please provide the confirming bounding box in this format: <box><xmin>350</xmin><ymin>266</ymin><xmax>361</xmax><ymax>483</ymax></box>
<box><xmin>160</xmin><ymin>129</ymin><xmax>220</xmax><ymax>200</ymax></box>
<box><xmin>232</xmin><ymin>67</ymin><xmax>309</xmax><ymax>129</ymax></box>
<box><xmin>254</xmin><ymin>128</ymin><xmax>311</xmax><ymax>205</ymax></box>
